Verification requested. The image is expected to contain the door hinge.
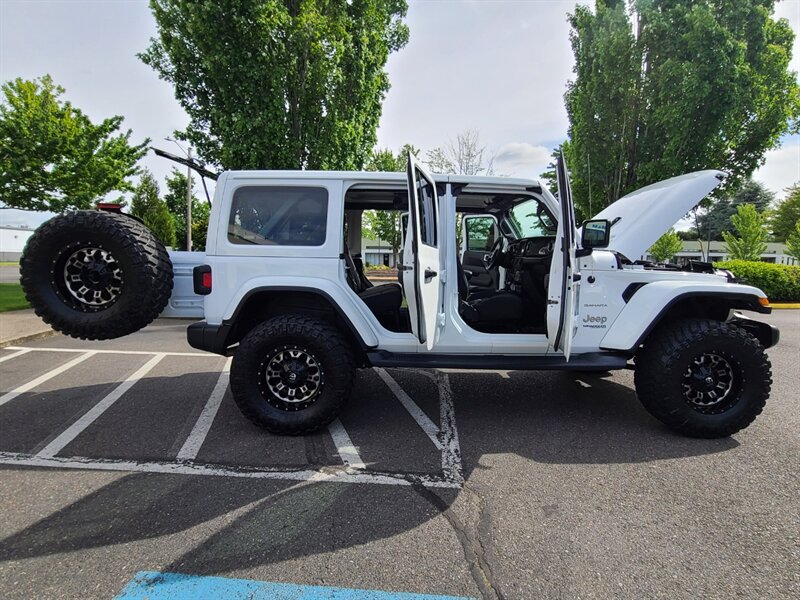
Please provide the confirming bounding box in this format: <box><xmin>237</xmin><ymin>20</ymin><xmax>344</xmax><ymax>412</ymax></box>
<box><xmin>547</xmin><ymin>299</ymin><xmax>558</xmax><ymax>305</ymax></box>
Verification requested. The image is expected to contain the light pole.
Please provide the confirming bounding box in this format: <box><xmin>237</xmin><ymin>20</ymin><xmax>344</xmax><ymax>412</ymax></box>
<box><xmin>166</xmin><ymin>138</ymin><xmax>193</xmax><ymax>251</ymax></box>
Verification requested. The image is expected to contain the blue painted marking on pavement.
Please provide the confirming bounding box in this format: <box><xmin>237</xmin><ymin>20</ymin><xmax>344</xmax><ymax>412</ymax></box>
<box><xmin>115</xmin><ymin>571</ymin><xmax>476</xmax><ymax>600</ymax></box>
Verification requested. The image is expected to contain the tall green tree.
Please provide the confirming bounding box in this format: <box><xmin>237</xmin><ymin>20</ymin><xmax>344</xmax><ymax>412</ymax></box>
<box><xmin>769</xmin><ymin>183</ymin><xmax>800</xmax><ymax>241</ymax></box>
<box><xmin>364</xmin><ymin>144</ymin><xmax>417</xmax><ymax>172</ymax></box>
<box><xmin>130</xmin><ymin>170</ymin><xmax>176</xmax><ymax>247</ymax></box>
<box><xmin>362</xmin><ymin>144</ymin><xmax>416</xmax><ymax>264</ymax></box>
<box><xmin>539</xmin><ymin>145</ymin><xmax>564</xmax><ymax>197</ymax></box>
<box><xmin>0</xmin><ymin>75</ymin><xmax>148</xmax><ymax>212</ymax></box>
<box><xmin>697</xmin><ymin>180</ymin><xmax>774</xmax><ymax>241</ymax></box>
<box><xmin>191</xmin><ymin>200</ymin><xmax>211</xmax><ymax>251</ymax></box>
<box><xmin>649</xmin><ymin>228</ymin><xmax>683</xmax><ymax>263</ymax></box>
<box><xmin>722</xmin><ymin>204</ymin><xmax>768</xmax><ymax>261</ymax></box>
<box><xmin>163</xmin><ymin>168</ymin><xmax>206</xmax><ymax>250</ymax></box>
<box><xmin>786</xmin><ymin>221</ymin><xmax>800</xmax><ymax>262</ymax></box>
<box><xmin>140</xmin><ymin>0</ymin><xmax>409</xmax><ymax>170</ymax></box>
<box><xmin>565</xmin><ymin>0</ymin><xmax>799</xmax><ymax>218</ymax></box>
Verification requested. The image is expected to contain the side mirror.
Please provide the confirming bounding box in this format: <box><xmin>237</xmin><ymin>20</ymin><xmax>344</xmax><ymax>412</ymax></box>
<box><xmin>581</xmin><ymin>219</ymin><xmax>611</xmax><ymax>248</ymax></box>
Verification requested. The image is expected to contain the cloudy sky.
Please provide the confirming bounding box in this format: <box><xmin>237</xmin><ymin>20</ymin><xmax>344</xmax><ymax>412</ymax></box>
<box><xmin>1</xmin><ymin>0</ymin><xmax>798</xmax><ymax>228</ymax></box>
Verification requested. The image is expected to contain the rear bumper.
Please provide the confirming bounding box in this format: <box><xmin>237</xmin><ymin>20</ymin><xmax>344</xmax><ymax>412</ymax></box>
<box><xmin>730</xmin><ymin>313</ymin><xmax>780</xmax><ymax>349</ymax></box>
<box><xmin>187</xmin><ymin>321</ymin><xmax>231</xmax><ymax>355</ymax></box>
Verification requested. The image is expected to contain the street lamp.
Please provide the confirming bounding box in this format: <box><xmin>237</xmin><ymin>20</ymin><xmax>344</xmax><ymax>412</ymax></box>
<box><xmin>165</xmin><ymin>137</ymin><xmax>193</xmax><ymax>251</ymax></box>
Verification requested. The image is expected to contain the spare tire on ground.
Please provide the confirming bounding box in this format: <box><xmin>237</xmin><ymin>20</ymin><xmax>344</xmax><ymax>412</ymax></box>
<box><xmin>20</xmin><ymin>210</ymin><xmax>174</xmax><ymax>340</ymax></box>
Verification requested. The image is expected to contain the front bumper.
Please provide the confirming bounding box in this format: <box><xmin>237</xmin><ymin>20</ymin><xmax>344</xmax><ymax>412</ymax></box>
<box><xmin>730</xmin><ymin>313</ymin><xmax>780</xmax><ymax>349</ymax></box>
<box><xmin>187</xmin><ymin>321</ymin><xmax>232</xmax><ymax>355</ymax></box>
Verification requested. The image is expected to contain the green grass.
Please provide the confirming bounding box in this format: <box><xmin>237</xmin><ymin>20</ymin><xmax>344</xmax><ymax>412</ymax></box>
<box><xmin>0</xmin><ymin>283</ymin><xmax>29</xmax><ymax>312</ymax></box>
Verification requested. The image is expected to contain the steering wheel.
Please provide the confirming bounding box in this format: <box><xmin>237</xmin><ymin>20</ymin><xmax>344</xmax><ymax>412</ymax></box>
<box><xmin>483</xmin><ymin>237</ymin><xmax>503</xmax><ymax>270</ymax></box>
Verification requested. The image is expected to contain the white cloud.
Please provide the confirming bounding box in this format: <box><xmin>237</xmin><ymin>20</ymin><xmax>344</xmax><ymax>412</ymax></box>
<box><xmin>493</xmin><ymin>143</ymin><xmax>552</xmax><ymax>178</ymax></box>
<box><xmin>753</xmin><ymin>140</ymin><xmax>800</xmax><ymax>199</ymax></box>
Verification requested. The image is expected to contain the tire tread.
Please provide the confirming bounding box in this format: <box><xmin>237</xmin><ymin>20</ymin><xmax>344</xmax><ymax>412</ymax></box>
<box><xmin>230</xmin><ymin>315</ymin><xmax>355</xmax><ymax>435</ymax></box>
<box><xmin>635</xmin><ymin>318</ymin><xmax>772</xmax><ymax>438</ymax></box>
<box><xmin>19</xmin><ymin>210</ymin><xmax>173</xmax><ymax>340</ymax></box>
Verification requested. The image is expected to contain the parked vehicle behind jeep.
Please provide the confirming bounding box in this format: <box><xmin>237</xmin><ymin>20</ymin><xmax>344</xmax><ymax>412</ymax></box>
<box><xmin>20</xmin><ymin>154</ymin><xmax>779</xmax><ymax>439</ymax></box>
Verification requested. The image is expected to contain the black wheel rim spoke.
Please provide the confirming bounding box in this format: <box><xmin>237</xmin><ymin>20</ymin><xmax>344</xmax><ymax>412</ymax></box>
<box><xmin>681</xmin><ymin>352</ymin><xmax>737</xmax><ymax>414</ymax></box>
<box><xmin>259</xmin><ymin>345</ymin><xmax>324</xmax><ymax>411</ymax></box>
<box><xmin>60</xmin><ymin>245</ymin><xmax>124</xmax><ymax>310</ymax></box>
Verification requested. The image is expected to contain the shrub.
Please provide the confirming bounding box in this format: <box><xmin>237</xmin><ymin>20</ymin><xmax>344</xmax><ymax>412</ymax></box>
<box><xmin>716</xmin><ymin>260</ymin><xmax>800</xmax><ymax>302</ymax></box>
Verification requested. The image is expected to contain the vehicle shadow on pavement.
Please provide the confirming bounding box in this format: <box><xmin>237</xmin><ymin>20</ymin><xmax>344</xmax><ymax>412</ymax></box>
<box><xmin>448</xmin><ymin>369</ymin><xmax>739</xmax><ymax>474</ymax></box>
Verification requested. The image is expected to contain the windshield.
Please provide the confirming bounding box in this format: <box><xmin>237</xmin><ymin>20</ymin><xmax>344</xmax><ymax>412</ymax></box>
<box><xmin>506</xmin><ymin>199</ymin><xmax>557</xmax><ymax>239</ymax></box>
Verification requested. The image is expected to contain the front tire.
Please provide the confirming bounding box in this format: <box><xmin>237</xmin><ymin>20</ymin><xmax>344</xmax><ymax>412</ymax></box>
<box><xmin>634</xmin><ymin>319</ymin><xmax>772</xmax><ymax>438</ymax></box>
<box><xmin>230</xmin><ymin>315</ymin><xmax>355</xmax><ymax>435</ymax></box>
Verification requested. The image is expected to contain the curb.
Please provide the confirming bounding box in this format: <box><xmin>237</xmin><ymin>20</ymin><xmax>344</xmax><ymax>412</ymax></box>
<box><xmin>0</xmin><ymin>329</ymin><xmax>56</xmax><ymax>349</ymax></box>
<box><xmin>771</xmin><ymin>304</ymin><xmax>800</xmax><ymax>309</ymax></box>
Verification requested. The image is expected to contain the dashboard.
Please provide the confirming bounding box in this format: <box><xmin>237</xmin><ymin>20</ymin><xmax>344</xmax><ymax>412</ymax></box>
<box><xmin>507</xmin><ymin>237</ymin><xmax>555</xmax><ymax>258</ymax></box>
<box><xmin>505</xmin><ymin>236</ymin><xmax>555</xmax><ymax>298</ymax></box>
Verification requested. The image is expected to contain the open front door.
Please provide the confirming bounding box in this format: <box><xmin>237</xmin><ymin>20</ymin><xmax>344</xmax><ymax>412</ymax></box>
<box><xmin>402</xmin><ymin>153</ymin><xmax>441</xmax><ymax>349</ymax></box>
<box><xmin>546</xmin><ymin>153</ymin><xmax>580</xmax><ymax>360</ymax></box>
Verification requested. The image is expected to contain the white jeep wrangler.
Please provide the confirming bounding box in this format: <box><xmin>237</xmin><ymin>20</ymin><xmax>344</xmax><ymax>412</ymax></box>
<box><xmin>20</xmin><ymin>154</ymin><xmax>779</xmax><ymax>439</ymax></box>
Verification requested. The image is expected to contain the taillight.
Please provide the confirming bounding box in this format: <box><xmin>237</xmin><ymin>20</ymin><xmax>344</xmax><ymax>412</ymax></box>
<box><xmin>193</xmin><ymin>265</ymin><xmax>212</xmax><ymax>295</ymax></box>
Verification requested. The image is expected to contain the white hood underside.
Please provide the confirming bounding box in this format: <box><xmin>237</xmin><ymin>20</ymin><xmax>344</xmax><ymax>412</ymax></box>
<box><xmin>591</xmin><ymin>170</ymin><xmax>725</xmax><ymax>261</ymax></box>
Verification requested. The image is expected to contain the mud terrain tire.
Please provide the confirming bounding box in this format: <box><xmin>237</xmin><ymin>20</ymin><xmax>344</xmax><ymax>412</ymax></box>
<box><xmin>635</xmin><ymin>318</ymin><xmax>771</xmax><ymax>438</ymax></box>
<box><xmin>20</xmin><ymin>210</ymin><xmax>173</xmax><ymax>340</ymax></box>
<box><xmin>231</xmin><ymin>315</ymin><xmax>355</xmax><ymax>435</ymax></box>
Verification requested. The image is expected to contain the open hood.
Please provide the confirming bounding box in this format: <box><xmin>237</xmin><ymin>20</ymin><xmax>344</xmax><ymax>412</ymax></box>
<box><xmin>591</xmin><ymin>170</ymin><xmax>725</xmax><ymax>260</ymax></box>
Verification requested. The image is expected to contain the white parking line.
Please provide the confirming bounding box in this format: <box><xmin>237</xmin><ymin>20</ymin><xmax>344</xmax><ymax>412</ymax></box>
<box><xmin>328</xmin><ymin>419</ymin><xmax>367</xmax><ymax>469</ymax></box>
<box><xmin>3</xmin><ymin>346</ymin><xmax>214</xmax><ymax>357</ymax></box>
<box><xmin>435</xmin><ymin>370</ymin><xmax>464</xmax><ymax>484</ymax></box>
<box><xmin>374</xmin><ymin>367</ymin><xmax>444</xmax><ymax>451</ymax></box>
<box><xmin>1</xmin><ymin>347</ymin><xmax>465</xmax><ymax>487</ymax></box>
<box><xmin>36</xmin><ymin>353</ymin><xmax>166</xmax><ymax>458</ymax></box>
<box><xmin>0</xmin><ymin>452</ymin><xmax>461</xmax><ymax>488</ymax></box>
<box><xmin>176</xmin><ymin>357</ymin><xmax>232</xmax><ymax>461</ymax></box>
<box><xmin>0</xmin><ymin>351</ymin><xmax>97</xmax><ymax>407</ymax></box>
<box><xmin>0</xmin><ymin>348</ymin><xmax>31</xmax><ymax>363</ymax></box>
<box><xmin>391</xmin><ymin>368</ymin><xmax>464</xmax><ymax>484</ymax></box>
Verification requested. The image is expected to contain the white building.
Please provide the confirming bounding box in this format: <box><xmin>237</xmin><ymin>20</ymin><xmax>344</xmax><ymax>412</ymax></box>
<box><xmin>0</xmin><ymin>225</ymin><xmax>34</xmax><ymax>262</ymax></box>
<box><xmin>644</xmin><ymin>241</ymin><xmax>796</xmax><ymax>266</ymax></box>
<box><xmin>362</xmin><ymin>237</ymin><xmax>398</xmax><ymax>267</ymax></box>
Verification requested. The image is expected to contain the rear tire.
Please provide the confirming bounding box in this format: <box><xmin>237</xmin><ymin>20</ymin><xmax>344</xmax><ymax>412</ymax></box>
<box><xmin>230</xmin><ymin>315</ymin><xmax>355</xmax><ymax>435</ymax></box>
<box><xmin>20</xmin><ymin>210</ymin><xmax>173</xmax><ymax>340</ymax></box>
<box><xmin>634</xmin><ymin>319</ymin><xmax>771</xmax><ymax>438</ymax></box>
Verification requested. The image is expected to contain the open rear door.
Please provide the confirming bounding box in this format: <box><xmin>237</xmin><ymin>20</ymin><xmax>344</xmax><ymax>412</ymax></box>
<box><xmin>546</xmin><ymin>153</ymin><xmax>580</xmax><ymax>360</ymax></box>
<box><xmin>401</xmin><ymin>153</ymin><xmax>441</xmax><ymax>349</ymax></box>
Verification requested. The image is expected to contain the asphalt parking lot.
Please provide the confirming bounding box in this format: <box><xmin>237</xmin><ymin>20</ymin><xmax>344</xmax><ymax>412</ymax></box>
<box><xmin>0</xmin><ymin>311</ymin><xmax>798</xmax><ymax>599</ymax></box>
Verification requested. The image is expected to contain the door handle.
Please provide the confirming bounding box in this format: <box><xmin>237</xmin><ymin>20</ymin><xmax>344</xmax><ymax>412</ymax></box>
<box><xmin>424</xmin><ymin>268</ymin><xmax>437</xmax><ymax>281</ymax></box>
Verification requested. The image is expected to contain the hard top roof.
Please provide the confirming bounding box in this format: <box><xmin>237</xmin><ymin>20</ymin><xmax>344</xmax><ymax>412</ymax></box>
<box><xmin>224</xmin><ymin>169</ymin><xmax>543</xmax><ymax>191</ymax></box>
